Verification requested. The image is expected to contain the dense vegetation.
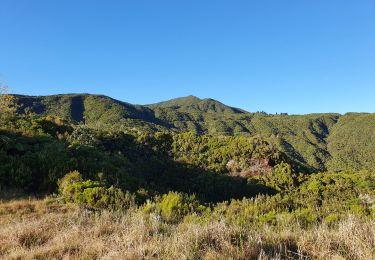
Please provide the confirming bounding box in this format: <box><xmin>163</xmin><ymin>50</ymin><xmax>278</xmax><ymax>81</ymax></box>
<box><xmin>12</xmin><ymin>93</ymin><xmax>375</xmax><ymax>172</ymax></box>
<box><xmin>1</xmin><ymin>92</ymin><xmax>375</xmax><ymax>259</ymax></box>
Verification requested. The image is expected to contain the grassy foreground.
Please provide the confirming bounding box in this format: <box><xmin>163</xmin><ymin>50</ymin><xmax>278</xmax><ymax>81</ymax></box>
<box><xmin>0</xmin><ymin>198</ymin><xmax>374</xmax><ymax>260</ymax></box>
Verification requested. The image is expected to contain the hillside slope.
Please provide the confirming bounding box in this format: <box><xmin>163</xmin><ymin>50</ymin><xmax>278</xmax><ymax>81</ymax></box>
<box><xmin>327</xmin><ymin>113</ymin><xmax>375</xmax><ymax>171</ymax></box>
<box><xmin>12</xmin><ymin>94</ymin><xmax>375</xmax><ymax>172</ymax></box>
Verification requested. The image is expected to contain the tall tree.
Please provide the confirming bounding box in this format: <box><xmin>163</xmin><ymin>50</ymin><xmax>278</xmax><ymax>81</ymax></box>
<box><xmin>0</xmin><ymin>85</ymin><xmax>17</xmax><ymax>126</ymax></box>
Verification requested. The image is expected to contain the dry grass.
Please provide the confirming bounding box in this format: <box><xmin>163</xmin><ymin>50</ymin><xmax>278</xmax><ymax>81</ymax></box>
<box><xmin>0</xmin><ymin>198</ymin><xmax>374</xmax><ymax>260</ymax></box>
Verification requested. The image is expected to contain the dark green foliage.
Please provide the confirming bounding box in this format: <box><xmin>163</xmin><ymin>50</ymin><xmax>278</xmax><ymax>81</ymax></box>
<box><xmin>0</xmin><ymin>133</ymin><xmax>71</xmax><ymax>192</ymax></box>
<box><xmin>0</xmin><ymin>126</ymin><xmax>138</xmax><ymax>193</ymax></box>
<box><xmin>0</xmin><ymin>117</ymin><xmax>276</xmax><ymax>202</ymax></box>
<box><xmin>30</xmin><ymin>116</ymin><xmax>73</xmax><ymax>138</ymax></box>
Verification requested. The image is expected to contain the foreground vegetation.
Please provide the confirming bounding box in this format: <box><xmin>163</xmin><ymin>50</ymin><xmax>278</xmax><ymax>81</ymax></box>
<box><xmin>1</xmin><ymin>167</ymin><xmax>374</xmax><ymax>259</ymax></box>
<box><xmin>0</xmin><ymin>197</ymin><xmax>374</xmax><ymax>259</ymax></box>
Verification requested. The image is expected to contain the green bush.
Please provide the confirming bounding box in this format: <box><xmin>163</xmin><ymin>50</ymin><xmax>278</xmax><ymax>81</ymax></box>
<box><xmin>294</xmin><ymin>208</ymin><xmax>319</xmax><ymax>227</ymax></box>
<box><xmin>262</xmin><ymin>162</ymin><xmax>299</xmax><ymax>192</ymax></box>
<box><xmin>152</xmin><ymin>192</ymin><xmax>205</xmax><ymax>222</ymax></box>
<box><xmin>57</xmin><ymin>170</ymin><xmax>83</xmax><ymax>198</ymax></box>
<box><xmin>324</xmin><ymin>213</ymin><xmax>340</xmax><ymax>226</ymax></box>
<box><xmin>58</xmin><ymin>172</ymin><xmax>135</xmax><ymax>210</ymax></box>
<box><xmin>80</xmin><ymin>185</ymin><xmax>135</xmax><ymax>210</ymax></box>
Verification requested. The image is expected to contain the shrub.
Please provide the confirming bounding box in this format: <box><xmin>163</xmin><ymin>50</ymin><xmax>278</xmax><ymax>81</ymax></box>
<box><xmin>258</xmin><ymin>209</ymin><xmax>278</xmax><ymax>225</ymax></box>
<box><xmin>81</xmin><ymin>186</ymin><xmax>135</xmax><ymax>210</ymax></box>
<box><xmin>154</xmin><ymin>192</ymin><xmax>205</xmax><ymax>222</ymax></box>
<box><xmin>294</xmin><ymin>208</ymin><xmax>319</xmax><ymax>227</ymax></box>
<box><xmin>263</xmin><ymin>162</ymin><xmax>298</xmax><ymax>192</ymax></box>
<box><xmin>58</xmin><ymin>172</ymin><xmax>135</xmax><ymax>210</ymax></box>
<box><xmin>324</xmin><ymin>213</ymin><xmax>340</xmax><ymax>226</ymax></box>
<box><xmin>57</xmin><ymin>170</ymin><xmax>83</xmax><ymax>198</ymax></box>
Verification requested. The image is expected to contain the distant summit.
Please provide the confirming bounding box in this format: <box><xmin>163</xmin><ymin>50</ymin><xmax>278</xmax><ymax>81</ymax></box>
<box><xmin>149</xmin><ymin>95</ymin><xmax>202</xmax><ymax>108</ymax></box>
<box><xmin>148</xmin><ymin>95</ymin><xmax>245</xmax><ymax>114</ymax></box>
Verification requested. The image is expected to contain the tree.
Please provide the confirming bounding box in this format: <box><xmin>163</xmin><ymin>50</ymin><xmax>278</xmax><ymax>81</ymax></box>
<box><xmin>0</xmin><ymin>85</ymin><xmax>17</xmax><ymax>125</ymax></box>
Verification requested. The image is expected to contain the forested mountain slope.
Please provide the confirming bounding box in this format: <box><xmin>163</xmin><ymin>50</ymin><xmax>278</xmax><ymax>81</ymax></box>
<box><xmin>11</xmin><ymin>94</ymin><xmax>375</xmax><ymax>172</ymax></box>
<box><xmin>327</xmin><ymin>113</ymin><xmax>375</xmax><ymax>171</ymax></box>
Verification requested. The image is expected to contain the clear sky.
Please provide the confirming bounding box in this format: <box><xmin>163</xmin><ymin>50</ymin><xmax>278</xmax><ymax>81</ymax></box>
<box><xmin>0</xmin><ymin>1</ymin><xmax>374</xmax><ymax>114</ymax></box>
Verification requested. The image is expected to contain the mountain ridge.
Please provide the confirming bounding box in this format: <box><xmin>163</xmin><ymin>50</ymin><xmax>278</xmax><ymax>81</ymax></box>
<box><xmin>9</xmin><ymin>93</ymin><xmax>375</xmax><ymax>173</ymax></box>
<box><xmin>15</xmin><ymin>93</ymin><xmax>360</xmax><ymax>116</ymax></box>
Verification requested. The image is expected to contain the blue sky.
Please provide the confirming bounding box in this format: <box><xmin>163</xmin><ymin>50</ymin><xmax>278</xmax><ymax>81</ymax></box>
<box><xmin>0</xmin><ymin>1</ymin><xmax>374</xmax><ymax>114</ymax></box>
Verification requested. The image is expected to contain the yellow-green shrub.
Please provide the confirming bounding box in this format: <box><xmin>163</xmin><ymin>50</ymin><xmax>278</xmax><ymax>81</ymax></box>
<box><xmin>154</xmin><ymin>192</ymin><xmax>205</xmax><ymax>222</ymax></box>
<box><xmin>57</xmin><ymin>170</ymin><xmax>83</xmax><ymax>200</ymax></box>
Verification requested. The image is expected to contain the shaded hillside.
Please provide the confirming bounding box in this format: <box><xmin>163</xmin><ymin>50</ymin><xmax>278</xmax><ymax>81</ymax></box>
<box><xmin>15</xmin><ymin>94</ymin><xmax>254</xmax><ymax>134</ymax></box>
<box><xmin>15</xmin><ymin>94</ymin><xmax>169</xmax><ymax>132</ymax></box>
<box><xmin>11</xmin><ymin>93</ymin><xmax>375</xmax><ymax>172</ymax></box>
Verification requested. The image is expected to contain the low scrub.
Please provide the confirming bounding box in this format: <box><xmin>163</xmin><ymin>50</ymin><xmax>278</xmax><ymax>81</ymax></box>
<box><xmin>0</xmin><ymin>198</ymin><xmax>374</xmax><ymax>259</ymax></box>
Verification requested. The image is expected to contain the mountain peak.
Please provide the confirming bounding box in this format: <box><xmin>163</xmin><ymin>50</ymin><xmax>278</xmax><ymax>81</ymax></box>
<box><xmin>147</xmin><ymin>95</ymin><xmax>202</xmax><ymax>108</ymax></box>
<box><xmin>148</xmin><ymin>95</ymin><xmax>245</xmax><ymax>114</ymax></box>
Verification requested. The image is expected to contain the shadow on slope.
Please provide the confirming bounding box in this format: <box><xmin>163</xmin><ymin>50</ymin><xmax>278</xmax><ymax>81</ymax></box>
<box><xmin>0</xmin><ymin>130</ymin><xmax>276</xmax><ymax>203</ymax></box>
